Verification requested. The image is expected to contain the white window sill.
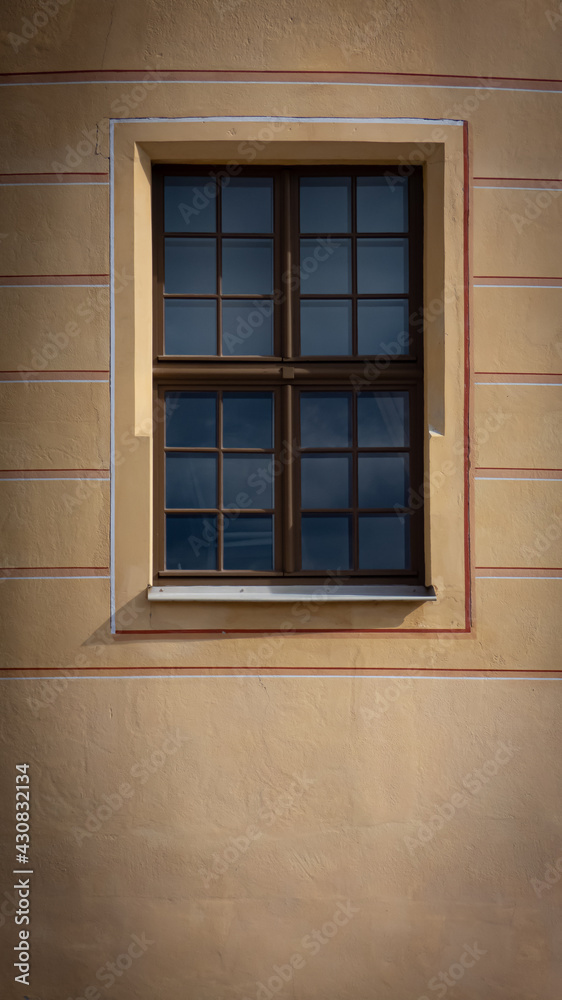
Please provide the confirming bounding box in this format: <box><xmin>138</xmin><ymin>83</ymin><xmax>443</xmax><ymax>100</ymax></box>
<box><xmin>147</xmin><ymin>584</ymin><xmax>436</xmax><ymax>603</ymax></box>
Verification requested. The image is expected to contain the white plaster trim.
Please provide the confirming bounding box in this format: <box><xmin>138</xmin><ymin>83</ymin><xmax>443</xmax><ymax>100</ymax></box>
<box><xmin>1</xmin><ymin>81</ymin><xmax>560</xmax><ymax>94</ymax></box>
<box><xmin>475</xmin><ymin>476</ymin><xmax>562</xmax><ymax>481</ymax></box>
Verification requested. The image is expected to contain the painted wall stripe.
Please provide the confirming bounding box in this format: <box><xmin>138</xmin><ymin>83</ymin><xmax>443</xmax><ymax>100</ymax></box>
<box><xmin>0</xmin><ymin>275</ymin><xmax>109</xmax><ymax>287</ymax></box>
<box><xmin>0</xmin><ymin>69</ymin><xmax>561</xmax><ymax>92</ymax></box>
<box><xmin>0</xmin><ymin>567</ymin><xmax>109</xmax><ymax>578</ymax></box>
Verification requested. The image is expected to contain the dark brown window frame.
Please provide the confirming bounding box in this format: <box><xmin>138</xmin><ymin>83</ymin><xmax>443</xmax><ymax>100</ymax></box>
<box><xmin>152</xmin><ymin>164</ymin><xmax>424</xmax><ymax>586</ymax></box>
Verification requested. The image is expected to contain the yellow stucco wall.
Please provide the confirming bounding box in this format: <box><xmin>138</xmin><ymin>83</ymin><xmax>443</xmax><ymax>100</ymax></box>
<box><xmin>0</xmin><ymin>0</ymin><xmax>561</xmax><ymax>996</ymax></box>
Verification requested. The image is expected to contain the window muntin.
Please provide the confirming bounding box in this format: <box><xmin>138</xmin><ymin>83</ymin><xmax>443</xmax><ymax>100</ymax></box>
<box><xmin>153</xmin><ymin>166</ymin><xmax>424</xmax><ymax>584</ymax></box>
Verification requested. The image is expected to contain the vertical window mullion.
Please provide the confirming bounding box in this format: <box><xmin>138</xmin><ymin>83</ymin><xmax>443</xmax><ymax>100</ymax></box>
<box><xmin>351</xmin><ymin>174</ymin><xmax>358</xmax><ymax>357</ymax></box>
<box><xmin>217</xmin><ymin>178</ymin><xmax>223</xmax><ymax>356</ymax></box>
<box><xmin>282</xmin><ymin>383</ymin><xmax>295</xmax><ymax>573</ymax></box>
<box><xmin>217</xmin><ymin>389</ymin><xmax>224</xmax><ymax>571</ymax></box>
<box><xmin>351</xmin><ymin>390</ymin><xmax>359</xmax><ymax>571</ymax></box>
<box><xmin>282</xmin><ymin>170</ymin><xmax>293</xmax><ymax>360</ymax></box>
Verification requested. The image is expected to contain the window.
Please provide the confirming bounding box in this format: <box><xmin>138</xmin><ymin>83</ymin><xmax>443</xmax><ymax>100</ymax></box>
<box><xmin>152</xmin><ymin>165</ymin><xmax>424</xmax><ymax>587</ymax></box>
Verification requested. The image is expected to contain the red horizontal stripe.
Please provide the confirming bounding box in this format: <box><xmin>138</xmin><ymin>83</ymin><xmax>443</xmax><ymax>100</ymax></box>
<box><xmin>1</xmin><ymin>68</ymin><xmax>561</xmax><ymax>82</ymax></box>
<box><xmin>0</xmin><ymin>171</ymin><xmax>109</xmax><ymax>176</ymax></box>
<box><xmin>0</xmin><ymin>468</ymin><xmax>109</xmax><ymax>472</ymax></box>
<box><xmin>475</xmin><ymin>276</ymin><xmax>562</xmax><ymax>280</ymax></box>
<box><xmin>476</xmin><ymin>467</ymin><xmax>562</xmax><ymax>471</ymax></box>
<box><xmin>116</xmin><ymin>627</ymin><xmax>470</xmax><ymax>635</ymax></box>
<box><xmin>474</xmin><ymin>176</ymin><xmax>562</xmax><ymax>182</ymax></box>
<box><xmin>1</xmin><ymin>668</ymin><xmax>560</xmax><ymax>676</ymax></box>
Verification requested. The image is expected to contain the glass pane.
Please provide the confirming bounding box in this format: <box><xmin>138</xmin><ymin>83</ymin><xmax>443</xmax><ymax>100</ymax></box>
<box><xmin>357</xmin><ymin>176</ymin><xmax>408</xmax><ymax>233</ymax></box>
<box><xmin>301</xmin><ymin>455</ymin><xmax>351</xmax><ymax>508</ymax></box>
<box><xmin>223</xmin><ymin>515</ymin><xmax>274</xmax><ymax>571</ymax></box>
<box><xmin>301</xmin><ymin>515</ymin><xmax>352</xmax><ymax>570</ymax></box>
<box><xmin>357</xmin><ymin>300</ymin><xmax>409</xmax><ymax>356</ymax></box>
<box><xmin>164</xmin><ymin>237</ymin><xmax>216</xmax><ymax>294</ymax></box>
<box><xmin>223</xmin><ymin>455</ymin><xmax>274</xmax><ymax>508</ymax></box>
<box><xmin>358</xmin><ymin>454</ymin><xmax>409</xmax><ymax>508</ymax></box>
<box><xmin>164</xmin><ymin>299</ymin><xmax>217</xmax><ymax>355</ymax></box>
<box><xmin>223</xmin><ymin>392</ymin><xmax>273</xmax><ymax>449</ymax></box>
<box><xmin>300</xmin><ymin>392</ymin><xmax>351</xmax><ymax>448</ymax></box>
<box><xmin>300</xmin><ymin>299</ymin><xmax>352</xmax><ymax>356</ymax></box>
<box><xmin>165</xmin><ymin>392</ymin><xmax>216</xmax><ymax>448</ymax></box>
<box><xmin>358</xmin><ymin>391</ymin><xmax>409</xmax><ymax>447</ymax></box>
<box><xmin>164</xmin><ymin>176</ymin><xmax>217</xmax><ymax>233</ymax></box>
<box><xmin>299</xmin><ymin>177</ymin><xmax>351</xmax><ymax>233</ymax></box>
<box><xmin>358</xmin><ymin>514</ymin><xmax>410</xmax><ymax>569</ymax></box>
<box><xmin>166</xmin><ymin>453</ymin><xmax>217</xmax><ymax>509</ymax></box>
<box><xmin>222</xmin><ymin>300</ymin><xmax>273</xmax><ymax>356</ymax></box>
<box><xmin>222</xmin><ymin>177</ymin><xmax>273</xmax><ymax>233</ymax></box>
<box><xmin>166</xmin><ymin>514</ymin><xmax>217</xmax><ymax>570</ymax></box>
<box><xmin>357</xmin><ymin>238</ymin><xmax>408</xmax><ymax>294</ymax></box>
<box><xmin>300</xmin><ymin>239</ymin><xmax>351</xmax><ymax>294</ymax></box>
<box><xmin>222</xmin><ymin>239</ymin><xmax>273</xmax><ymax>294</ymax></box>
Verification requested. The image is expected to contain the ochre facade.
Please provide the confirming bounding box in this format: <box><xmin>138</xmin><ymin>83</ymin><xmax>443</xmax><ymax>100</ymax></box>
<box><xmin>0</xmin><ymin>0</ymin><xmax>561</xmax><ymax>997</ymax></box>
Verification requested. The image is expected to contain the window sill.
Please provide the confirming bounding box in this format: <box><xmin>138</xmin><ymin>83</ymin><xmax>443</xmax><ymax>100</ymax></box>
<box><xmin>147</xmin><ymin>584</ymin><xmax>436</xmax><ymax>603</ymax></box>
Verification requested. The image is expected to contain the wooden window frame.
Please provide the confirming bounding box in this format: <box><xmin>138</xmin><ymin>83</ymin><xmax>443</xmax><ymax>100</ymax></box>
<box><xmin>152</xmin><ymin>164</ymin><xmax>424</xmax><ymax>587</ymax></box>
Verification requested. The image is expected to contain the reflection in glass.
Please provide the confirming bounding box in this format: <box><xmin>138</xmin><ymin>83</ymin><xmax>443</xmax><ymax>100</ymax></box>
<box><xmin>357</xmin><ymin>391</ymin><xmax>409</xmax><ymax>447</ymax></box>
<box><xmin>165</xmin><ymin>392</ymin><xmax>216</xmax><ymax>448</ymax></box>
<box><xmin>301</xmin><ymin>455</ymin><xmax>351</xmax><ymax>508</ymax></box>
<box><xmin>358</xmin><ymin>514</ymin><xmax>410</xmax><ymax>569</ymax></box>
<box><xmin>164</xmin><ymin>176</ymin><xmax>217</xmax><ymax>233</ymax></box>
<box><xmin>223</xmin><ymin>393</ymin><xmax>273</xmax><ymax>449</ymax></box>
<box><xmin>301</xmin><ymin>515</ymin><xmax>352</xmax><ymax>570</ymax></box>
<box><xmin>357</xmin><ymin>300</ymin><xmax>409</xmax><ymax>356</ymax></box>
<box><xmin>357</xmin><ymin>238</ymin><xmax>408</xmax><ymax>294</ymax></box>
<box><xmin>300</xmin><ymin>239</ymin><xmax>351</xmax><ymax>294</ymax></box>
<box><xmin>223</xmin><ymin>515</ymin><xmax>274</xmax><ymax>570</ymax></box>
<box><xmin>164</xmin><ymin>238</ymin><xmax>216</xmax><ymax>294</ymax></box>
<box><xmin>358</xmin><ymin>454</ymin><xmax>409</xmax><ymax>508</ymax></box>
<box><xmin>166</xmin><ymin>453</ymin><xmax>217</xmax><ymax>509</ymax></box>
<box><xmin>299</xmin><ymin>177</ymin><xmax>351</xmax><ymax>233</ymax></box>
<box><xmin>300</xmin><ymin>392</ymin><xmax>351</xmax><ymax>448</ymax></box>
<box><xmin>166</xmin><ymin>514</ymin><xmax>217</xmax><ymax>570</ymax></box>
<box><xmin>164</xmin><ymin>299</ymin><xmax>217</xmax><ymax>355</ymax></box>
<box><xmin>300</xmin><ymin>299</ymin><xmax>352</xmax><ymax>355</ymax></box>
<box><xmin>222</xmin><ymin>239</ymin><xmax>273</xmax><ymax>294</ymax></box>
<box><xmin>222</xmin><ymin>177</ymin><xmax>273</xmax><ymax>233</ymax></box>
<box><xmin>223</xmin><ymin>455</ymin><xmax>274</xmax><ymax>508</ymax></box>
<box><xmin>222</xmin><ymin>300</ymin><xmax>273</xmax><ymax>356</ymax></box>
<box><xmin>357</xmin><ymin>176</ymin><xmax>408</xmax><ymax>233</ymax></box>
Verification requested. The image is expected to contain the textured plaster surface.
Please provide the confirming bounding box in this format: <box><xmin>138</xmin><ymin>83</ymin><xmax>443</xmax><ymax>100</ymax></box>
<box><xmin>0</xmin><ymin>0</ymin><xmax>560</xmax><ymax>996</ymax></box>
<box><xmin>0</xmin><ymin>678</ymin><xmax>561</xmax><ymax>998</ymax></box>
